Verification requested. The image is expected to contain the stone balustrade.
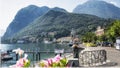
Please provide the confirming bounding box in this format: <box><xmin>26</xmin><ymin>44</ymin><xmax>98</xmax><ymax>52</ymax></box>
<box><xmin>79</xmin><ymin>47</ymin><xmax>107</xmax><ymax>67</ymax></box>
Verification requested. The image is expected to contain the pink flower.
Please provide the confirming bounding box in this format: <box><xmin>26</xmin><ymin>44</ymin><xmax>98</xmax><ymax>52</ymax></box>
<box><xmin>9</xmin><ymin>60</ymin><xmax>24</xmax><ymax>68</ymax></box>
<box><xmin>52</xmin><ymin>55</ymin><xmax>61</xmax><ymax>63</ymax></box>
<box><xmin>47</xmin><ymin>58</ymin><xmax>53</xmax><ymax>66</ymax></box>
<box><xmin>16</xmin><ymin>58</ymin><xmax>24</xmax><ymax>67</ymax></box>
<box><xmin>14</xmin><ymin>54</ymin><xmax>29</xmax><ymax>67</ymax></box>
<box><xmin>54</xmin><ymin>55</ymin><xmax>61</xmax><ymax>60</ymax></box>
<box><xmin>39</xmin><ymin>55</ymin><xmax>67</xmax><ymax>67</ymax></box>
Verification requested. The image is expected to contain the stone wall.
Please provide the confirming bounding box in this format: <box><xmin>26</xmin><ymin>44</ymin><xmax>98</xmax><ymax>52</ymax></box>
<box><xmin>79</xmin><ymin>49</ymin><xmax>107</xmax><ymax>66</ymax></box>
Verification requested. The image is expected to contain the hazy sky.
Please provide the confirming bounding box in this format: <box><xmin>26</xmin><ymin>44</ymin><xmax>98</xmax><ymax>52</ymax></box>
<box><xmin>0</xmin><ymin>0</ymin><xmax>120</xmax><ymax>35</ymax></box>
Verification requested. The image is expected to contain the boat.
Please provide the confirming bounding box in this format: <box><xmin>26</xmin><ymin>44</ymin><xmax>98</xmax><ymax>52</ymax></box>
<box><xmin>1</xmin><ymin>50</ymin><xmax>13</xmax><ymax>61</ymax></box>
<box><xmin>1</xmin><ymin>54</ymin><xmax>13</xmax><ymax>61</ymax></box>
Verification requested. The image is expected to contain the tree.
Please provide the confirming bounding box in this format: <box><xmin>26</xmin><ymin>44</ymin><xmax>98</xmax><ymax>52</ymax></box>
<box><xmin>106</xmin><ymin>20</ymin><xmax>120</xmax><ymax>42</ymax></box>
<box><xmin>82</xmin><ymin>32</ymin><xmax>97</xmax><ymax>43</ymax></box>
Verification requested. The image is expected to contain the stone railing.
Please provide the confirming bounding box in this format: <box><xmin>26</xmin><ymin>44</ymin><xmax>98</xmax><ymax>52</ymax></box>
<box><xmin>79</xmin><ymin>47</ymin><xmax>107</xmax><ymax>66</ymax></box>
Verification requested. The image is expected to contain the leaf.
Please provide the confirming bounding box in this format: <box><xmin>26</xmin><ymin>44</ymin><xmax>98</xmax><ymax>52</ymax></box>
<box><xmin>24</xmin><ymin>60</ymin><xmax>30</xmax><ymax>67</ymax></box>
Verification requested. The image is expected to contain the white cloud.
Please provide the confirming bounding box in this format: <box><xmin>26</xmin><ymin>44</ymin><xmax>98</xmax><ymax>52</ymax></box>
<box><xmin>0</xmin><ymin>29</ymin><xmax>5</xmax><ymax>36</ymax></box>
<box><xmin>110</xmin><ymin>1</ymin><xmax>117</xmax><ymax>6</ymax></box>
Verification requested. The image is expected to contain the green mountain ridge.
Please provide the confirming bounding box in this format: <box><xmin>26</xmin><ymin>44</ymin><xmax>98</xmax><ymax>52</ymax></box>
<box><xmin>8</xmin><ymin>10</ymin><xmax>113</xmax><ymax>43</ymax></box>
<box><xmin>2</xmin><ymin>5</ymin><xmax>67</xmax><ymax>40</ymax></box>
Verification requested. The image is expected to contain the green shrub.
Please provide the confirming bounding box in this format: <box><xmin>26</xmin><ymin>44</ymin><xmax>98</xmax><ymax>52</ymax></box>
<box><xmin>84</xmin><ymin>42</ymin><xmax>96</xmax><ymax>47</ymax></box>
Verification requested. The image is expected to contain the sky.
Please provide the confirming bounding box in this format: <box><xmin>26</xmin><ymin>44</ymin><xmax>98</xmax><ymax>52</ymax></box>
<box><xmin>0</xmin><ymin>0</ymin><xmax>120</xmax><ymax>36</ymax></box>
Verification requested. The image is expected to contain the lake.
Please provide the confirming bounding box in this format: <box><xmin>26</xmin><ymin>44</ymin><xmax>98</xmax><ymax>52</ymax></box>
<box><xmin>0</xmin><ymin>43</ymin><xmax>72</xmax><ymax>61</ymax></box>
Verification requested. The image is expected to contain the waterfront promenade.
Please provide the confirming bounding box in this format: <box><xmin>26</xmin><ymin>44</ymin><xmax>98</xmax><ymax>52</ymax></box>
<box><xmin>67</xmin><ymin>46</ymin><xmax>120</xmax><ymax>67</ymax></box>
<box><xmin>104</xmin><ymin>47</ymin><xmax>120</xmax><ymax>67</ymax></box>
<box><xmin>0</xmin><ymin>45</ymin><xmax>120</xmax><ymax>67</ymax></box>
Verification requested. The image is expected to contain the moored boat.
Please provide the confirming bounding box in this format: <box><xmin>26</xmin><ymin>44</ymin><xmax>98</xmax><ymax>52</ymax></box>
<box><xmin>0</xmin><ymin>50</ymin><xmax>13</xmax><ymax>61</ymax></box>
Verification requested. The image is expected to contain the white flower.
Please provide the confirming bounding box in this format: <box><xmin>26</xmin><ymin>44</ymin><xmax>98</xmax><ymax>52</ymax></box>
<box><xmin>23</xmin><ymin>54</ymin><xmax>29</xmax><ymax>62</ymax></box>
<box><xmin>24</xmin><ymin>54</ymin><xmax>28</xmax><ymax>59</ymax></box>
<box><xmin>13</xmin><ymin>48</ymin><xmax>24</xmax><ymax>56</ymax></box>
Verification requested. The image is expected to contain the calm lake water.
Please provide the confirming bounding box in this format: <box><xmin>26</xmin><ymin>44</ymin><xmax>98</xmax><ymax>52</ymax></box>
<box><xmin>0</xmin><ymin>43</ymin><xmax>71</xmax><ymax>61</ymax></box>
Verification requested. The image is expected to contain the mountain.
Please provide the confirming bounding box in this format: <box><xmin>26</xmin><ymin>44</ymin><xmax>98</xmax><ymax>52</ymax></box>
<box><xmin>3</xmin><ymin>5</ymin><xmax>50</xmax><ymax>39</ymax></box>
<box><xmin>5</xmin><ymin>10</ymin><xmax>113</xmax><ymax>43</ymax></box>
<box><xmin>73</xmin><ymin>0</ymin><xmax>120</xmax><ymax>19</ymax></box>
<box><xmin>51</xmin><ymin>7</ymin><xmax>67</xmax><ymax>12</ymax></box>
<box><xmin>3</xmin><ymin>5</ymin><xmax>67</xmax><ymax>40</ymax></box>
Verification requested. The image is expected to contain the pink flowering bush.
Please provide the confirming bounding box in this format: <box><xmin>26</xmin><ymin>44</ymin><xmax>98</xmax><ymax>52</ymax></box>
<box><xmin>10</xmin><ymin>49</ymin><xmax>30</xmax><ymax>68</ymax></box>
<box><xmin>39</xmin><ymin>55</ymin><xmax>68</xmax><ymax>67</ymax></box>
<box><xmin>10</xmin><ymin>57</ymin><xmax>30</xmax><ymax>68</ymax></box>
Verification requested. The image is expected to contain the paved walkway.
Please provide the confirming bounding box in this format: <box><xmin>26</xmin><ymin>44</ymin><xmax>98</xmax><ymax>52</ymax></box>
<box><xmin>80</xmin><ymin>44</ymin><xmax>120</xmax><ymax>67</ymax></box>
<box><xmin>102</xmin><ymin>47</ymin><xmax>120</xmax><ymax>67</ymax></box>
<box><xmin>66</xmin><ymin>46</ymin><xmax>120</xmax><ymax>67</ymax></box>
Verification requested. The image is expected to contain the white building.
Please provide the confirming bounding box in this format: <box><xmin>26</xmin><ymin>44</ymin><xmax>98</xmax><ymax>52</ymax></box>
<box><xmin>95</xmin><ymin>26</ymin><xmax>104</xmax><ymax>36</ymax></box>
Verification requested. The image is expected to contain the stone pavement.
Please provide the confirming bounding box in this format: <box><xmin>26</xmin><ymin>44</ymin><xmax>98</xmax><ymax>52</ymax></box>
<box><xmin>102</xmin><ymin>47</ymin><xmax>120</xmax><ymax>67</ymax></box>
<box><xmin>65</xmin><ymin>46</ymin><xmax>120</xmax><ymax>67</ymax></box>
<box><xmin>80</xmin><ymin>44</ymin><xmax>120</xmax><ymax>67</ymax></box>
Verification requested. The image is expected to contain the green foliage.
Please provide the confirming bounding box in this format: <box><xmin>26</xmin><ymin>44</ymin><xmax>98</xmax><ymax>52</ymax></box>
<box><xmin>51</xmin><ymin>62</ymin><xmax>59</xmax><ymax>67</ymax></box>
<box><xmin>51</xmin><ymin>58</ymin><xmax>68</xmax><ymax>67</ymax></box>
<box><xmin>82</xmin><ymin>32</ymin><xmax>97</xmax><ymax>43</ymax></box>
<box><xmin>105</xmin><ymin>20</ymin><xmax>120</xmax><ymax>42</ymax></box>
<box><xmin>96</xmin><ymin>34</ymin><xmax>107</xmax><ymax>42</ymax></box>
<box><xmin>84</xmin><ymin>42</ymin><xmax>96</xmax><ymax>47</ymax></box>
<box><xmin>54</xmin><ymin>29</ymin><xmax>70</xmax><ymax>39</ymax></box>
<box><xmin>95</xmin><ymin>20</ymin><xmax>120</xmax><ymax>43</ymax></box>
<box><xmin>59</xmin><ymin>58</ymin><xmax>68</xmax><ymax>66</ymax></box>
<box><xmin>39</xmin><ymin>58</ymin><xmax>68</xmax><ymax>67</ymax></box>
<box><xmin>24</xmin><ymin>60</ymin><xmax>31</xmax><ymax>67</ymax></box>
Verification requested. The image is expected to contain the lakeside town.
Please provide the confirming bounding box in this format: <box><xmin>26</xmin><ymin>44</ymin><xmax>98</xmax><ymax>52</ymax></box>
<box><xmin>0</xmin><ymin>24</ymin><xmax>120</xmax><ymax>67</ymax></box>
<box><xmin>1</xmin><ymin>0</ymin><xmax>120</xmax><ymax>67</ymax></box>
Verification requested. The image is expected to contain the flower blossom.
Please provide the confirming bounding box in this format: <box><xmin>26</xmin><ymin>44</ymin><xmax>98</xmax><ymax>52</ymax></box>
<box><xmin>12</xmin><ymin>48</ymin><xmax>24</xmax><ymax>57</ymax></box>
<box><xmin>9</xmin><ymin>54</ymin><xmax>29</xmax><ymax>68</ymax></box>
<box><xmin>52</xmin><ymin>54</ymin><xmax>61</xmax><ymax>63</ymax></box>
